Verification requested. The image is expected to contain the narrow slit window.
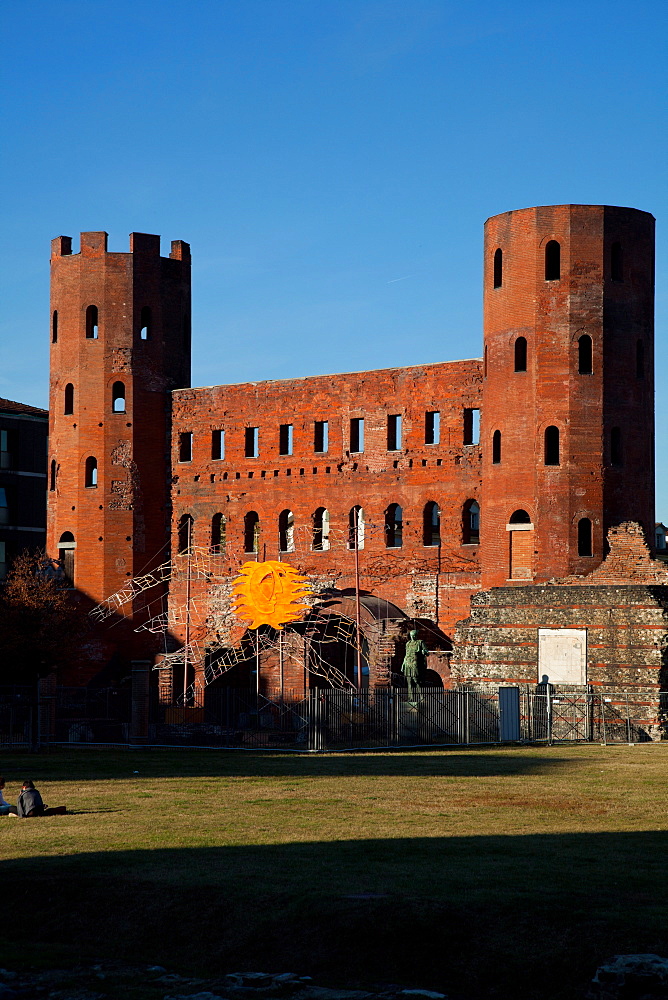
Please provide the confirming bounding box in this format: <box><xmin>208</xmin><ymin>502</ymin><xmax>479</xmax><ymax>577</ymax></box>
<box><xmin>64</xmin><ymin>383</ymin><xmax>74</xmax><ymax>415</ymax></box>
<box><xmin>514</xmin><ymin>337</ymin><xmax>527</xmax><ymax>372</ymax></box>
<box><xmin>545</xmin><ymin>241</ymin><xmax>561</xmax><ymax>281</ymax></box>
<box><xmin>463</xmin><ymin>408</ymin><xmax>480</xmax><ymax>445</ymax></box>
<box><xmin>611</xmin><ymin>242</ymin><xmax>623</xmax><ymax>282</ymax></box>
<box><xmin>112</xmin><ymin>381</ymin><xmax>126</xmax><ymax>412</ymax></box>
<box><xmin>423</xmin><ymin>501</ymin><xmax>440</xmax><ymax>547</ymax></box>
<box><xmin>140</xmin><ymin>306</ymin><xmax>152</xmax><ymax>340</ymax></box>
<box><xmin>85</xmin><ymin>304</ymin><xmax>98</xmax><ymax>339</ymax></box>
<box><xmin>348</xmin><ymin>506</ymin><xmax>365</xmax><ymax>549</ymax></box>
<box><xmin>177</xmin><ymin>514</ymin><xmax>193</xmax><ymax>554</ymax></box>
<box><xmin>577</xmin><ymin>517</ymin><xmax>593</xmax><ymax>557</ymax></box>
<box><xmin>350</xmin><ymin>417</ymin><xmax>364</xmax><ymax>453</ymax></box>
<box><xmin>312</xmin><ymin>507</ymin><xmax>330</xmax><ymax>550</ymax></box>
<box><xmin>387</xmin><ymin>414</ymin><xmax>402</xmax><ymax>451</ymax></box>
<box><xmin>50</xmin><ymin>459</ymin><xmax>56</xmax><ymax>492</ymax></box>
<box><xmin>384</xmin><ymin>503</ymin><xmax>403</xmax><ymax>548</ymax></box>
<box><xmin>462</xmin><ymin>500</ymin><xmax>480</xmax><ymax>544</ymax></box>
<box><xmin>279</xmin><ymin>509</ymin><xmax>295</xmax><ymax>552</ymax></box>
<box><xmin>244</xmin><ymin>511</ymin><xmax>260</xmax><ymax>553</ymax></box>
<box><xmin>578</xmin><ymin>335</ymin><xmax>593</xmax><ymax>374</ymax></box>
<box><xmin>314</xmin><ymin>420</ymin><xmax>329</xmax><ymax>453</ymax></box>
<box><xmin>245</xmin><ymin>426</ymin><xmax>259</xmax><ymax>458</ymax></box>
<box><xmin>425</xmin><ymin>411</ymin><xmax>440</xmax><ymax>445</ymax></box>
<box><xmin>52</xmin><ymin>310</ymin><xmax>58</xmax><ymax>343</ymax></box>
<box><xmin>211</xmin><ymin>513</ymin><xmax>226</xmax><ymax>553</ymax></box>
<box><xmin>85</xmin><ymin>456</ymin><xmax>98</xmax><ymax>488</ymax></box>
<box><xmin>636</xmin><ymin>340</ymin><xmax>645</xmax><ymax>379</ymax></box>
<box><xmin>179</xmin><ymin>432</ymin><xmax>193</xmax><ymax>462</ymax></box>
<box><xmin>544</xmin><ymin>426</ymin><xmax>560</xmax><ymax>466</ymax></box>
<box><xmin>279</xmin><ymin>424</ymin><xmax>293</xmax><ymax>456</ymax></box>
<box><xmin>492</xmin><ymin>429</ymin><xmax>501</xmax><ymax>464</ymax></box>
<box><xmin>611</xmin><ymin>427</ymin><xmax>623</xmax><ymax>466</ymax></box>
<box><xmin>211</xmin><ymin>429</ymin><xmax>225</xmax><ymax>460</ymax></box>
<box><xmin>493</xmin><ymin>248</ymin><xmax>503</xmax><ymax>288</ymax></box>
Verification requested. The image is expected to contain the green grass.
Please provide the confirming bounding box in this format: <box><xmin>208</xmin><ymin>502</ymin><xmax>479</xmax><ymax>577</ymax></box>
<box><xmin>1</xmin><ymin>744</ymin><xmax>667</xmax><ymax>1000</ymax></box>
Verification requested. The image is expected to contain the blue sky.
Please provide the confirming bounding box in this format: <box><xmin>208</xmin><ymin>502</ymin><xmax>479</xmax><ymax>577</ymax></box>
<box><xmin>1</xmin><ymin>1</ymin><xmax>666</xmax><ymax>508</ymax></box>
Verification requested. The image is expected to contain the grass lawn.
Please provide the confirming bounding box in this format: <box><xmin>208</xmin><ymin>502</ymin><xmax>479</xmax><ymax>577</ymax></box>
<box><xmin>0</xmin><ymin>744</ymin><xmax>667</xmax><ymax>1000</ymax></box>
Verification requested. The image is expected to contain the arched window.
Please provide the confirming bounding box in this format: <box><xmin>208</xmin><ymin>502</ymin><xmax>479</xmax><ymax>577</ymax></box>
<box><xmin>514</xmin><ymin>336</ymin><xmax>527</xmax><ymax>372</ymax></box>
<box><xmin>636</xmin><ymin>340</ymin><xmax>645</xmax><ymax>379</ymax></box>
<box><xmin>64</xmin><ymin>383</ymin><xmax>74</xmax><ymax>415</ymax></box>
<box><xmin>244</xmin><ymin>511</ymin><xmax>260</xmax><ymax>553</ymax></box>
<box><xmin>462</xmin><ymin>500</ymin><xmax>480</xmax><ymax>544</ymax></box>
<box><xmin>84</xmin><ymin>456</ymin><xmax>98</xmax><ymax>488</ymax></box>
<box><xmin>58</xmin><ymin>531</ymin><xmax>75</xmax><ymax>585</ymax></box>
<box><xmin>545</xmin><ymin>240</ymin><xmax>561</xmax><ymax>281</ymax></box>
<box><xmin>544</xmin><ymin>426</ymin><xmax>560</xmax><ymax>466</ymax></box>
<box><xmin>492</xmin><ymin>429</ymin><xmax>501</xmax><ymax>465</ymax></box>
<box><xmin>577</xmin><ymin>517</ymin><xmax>593</xmax><ymax>557</ymax></box>
<box><xmin>348</xmin><ymin>506</ymin><xmax>365</xmax><ymax>550</ymax></box>
<box><xmin>385</xmin><ymin>503</ymin><xmax>403</xmax><ymax>548</ymax></box>
<box><xmin>85</xmin><ymin>305</ymin><xmax>98</xmax><ymax>339</ymax></box>
<box><xmin>211</xmin><ymin>513</ymin><xmax>226</xmax><ymax>553</ymax></box>
<box><xmin>423</xmin><ymin>501</ymin><xmax>440</xmax><ymax>547</ymax></box>
<box><xmin>112</xmin><ymin>381</ymin><xmax>126</xmax><ymax>413</ymax></box>
<box><xmin>140</xmin><ymin>306</ymin><xmax>152</xmax><ymax>340</ymax></box>
<box><xmin>493</xmin><ymin>248</ymin><xmax>503</xmax><ymax>288</ymax></box>
<box><xmin>279</xmin><ymin>509</ymin><xmax>295</xmax><ymax>552</ymax></box>
<box><xmin>50</xmin><ymin>459</ymin><xmax>56</xmax><ymax>492</ymax></box>
<box><xmin>578</xmin><ymin>335</ymin><xmax>593</xmax><ymax>374</ymax></box>
<box><xmin>52</xmin><ymin>310</ymin><xmax>58</xmax><ymax>344</ymax></box>
<box><xmin>611</xmin><ymin>427</ymin><xmax>622</xmax><ymax>466</ymax></box>
<box><xmin>509</xmin><ymin>509</ymin><xmax>531</xmax><ymax>524</ymax></box>
<box><xmin>611</xmin><ymin>242</ymin><xmax>623</xmax><ymax>282</ymax></box>
<box><xmin>177</xmin><ymin>513</ymin><xmax>194</xmax><ymax>554</ymax></box>
<box><xmin>312</xmin><ymin>507</ymin><xmax>330</xmax><ymax>551</ymax></box>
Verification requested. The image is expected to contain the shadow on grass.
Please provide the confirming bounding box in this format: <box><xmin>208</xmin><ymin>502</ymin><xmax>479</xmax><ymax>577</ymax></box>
<box><xmin>0</xmin><ymin>746</ymin><xmax>582</xmax><ymax>782</ymax></box>
<box><xmin>2</xmin><ymin>831</ymin><xmax>667</xmax><ymax>1000</ymax></box>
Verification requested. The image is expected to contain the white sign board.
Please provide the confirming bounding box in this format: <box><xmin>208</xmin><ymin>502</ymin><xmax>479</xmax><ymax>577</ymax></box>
<box><xmin>537</xmin><ymin>628</ymin><xmax>587</xmax><ymax>685</ymax></box>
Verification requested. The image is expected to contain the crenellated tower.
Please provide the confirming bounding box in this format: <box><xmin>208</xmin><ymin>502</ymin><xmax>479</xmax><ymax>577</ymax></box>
<box><xmin>47</xmin><ymin>231</ymin><xmax>191</xmax><ymax>649</ymax></box>
<box><xmin>480</xmin><ymin>204</ymin><xmax>655</xmax><ymax>588</ymax></box>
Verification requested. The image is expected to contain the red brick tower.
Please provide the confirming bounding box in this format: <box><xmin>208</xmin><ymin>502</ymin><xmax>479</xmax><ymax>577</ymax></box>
<box><xmin>47</xmin><ymin>232</ymin><xmax>191</xmax><ymax>643</ymax></box>
<box><xmin>480</xmin><ymin>205</ymin><xmax>655</xmax><ymax>588</ymax></box>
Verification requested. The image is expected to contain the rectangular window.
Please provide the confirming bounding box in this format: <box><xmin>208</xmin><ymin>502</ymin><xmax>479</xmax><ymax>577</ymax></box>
<box><xmin>314</xmin><ymin>420</ymin><xmax>329</xmax><ymax>453</ymax></box>
<box><xmin>463</xmin><ymin>408</ymin><xmax>480</xmax><ymax>446</ymax></box>
<box><xmin>387</xmin><ymin>414</ymin><xmax>402</xmax><ymax>451</ymax></box>
<box><xmin>211</xmin><ymin>429</ymin><xmax>225</xmax><ymax>460</ymax></box>
<box><xmin>425</xmin><ymin>411</ymin><xmax>440</xmax><ymax>445</ymax></box>
<box><xmin>0</xmin><ymin>540</ymin><xmax>5</xmax><ymax>579</ymax></box>
<box><xmin>245</xmin><ymin>426</ymin><xmax>259</xmax><ymax>458</ymax></box>
<box><xmin>178</xmin><ymin>432</ymin><xmax>193</xmax><ymax>462</ymax></box>
<box><xmin>0</xmin><ymin>429</ymin><xmax>15</xmax><ymax>470</ymax></box>
<box><xmin>279</xmin><ymin>423</ymin><xmax>293</xmax><ymax>456</ymax></box>
<box><xmin>350</xmin><ymin>417</ymin><xmax>364</xmax><ymax>453</ymax></box>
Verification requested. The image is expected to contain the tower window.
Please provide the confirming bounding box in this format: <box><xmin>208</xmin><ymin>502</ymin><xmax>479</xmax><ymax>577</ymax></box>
<box><xmin>312</xmin><ymin>507</ymin><xmax>330</xmax><ymax>550</ymax></box>
<box><xmin>85</xmin><ymin>305</ymin><xmax>98</xmax><ymax>339</ymax></box>
<box><xmin>350</xmin><ymin>418</ymin><xmax>364</xmax><ymax>453</ymax></box>
<box><xmin>578</xmin><ymin>335</ymin><xmax>593</xmax><ymax>375</ymax></box>
<box><xmin>52</xmin><ymin>310</ymin><xmax>58</xmax><ymax>343</ymax></box>
<box><xmin>462</xmin><ymin>500</ymin><xmax>480</xmax><ymax>544</ymax></box>
<box><xmin>509</xmin><ymin>509</ymin><xmax>531</xmax><ymax>524</ymax></box>
<box><xmin>348</xmin><ymin>506</ymin><xmax>365</xmax><ymax>550</ymax></box>
<box><xmin>387</xmin><ymin>414</ymin><xmax>402</xmax><ymax>451</ymax></box>
<box><xmin>423</xmin><ymin>501</ymin><xmax>440</xmax><ymax>547</ymax></box>
<box><xmin>64</xmin><ymin>383</ymin><xmax>74</xmax><ymax>415</ymax></box>
<box><xmin>211</xmin><ymin>513</ymin><xmax>226</xmax><ymax>553</ymax></box>
<box><xmin>179</xmin><ymin>432</ymin><xmax>193</xmax><ymax>462</ymax></box>
<box><xmin>544</xmin><ymin>426</ymin><xmax>560</xmax><ymax>466</ymax></box>
<box><xmin>492</xmin><ymin>429</ymin><xmax>501</xmax><ymax>464</ymax></box>
<box><xmin>211</xmin><ymin>429</ymin><xmax>225</xmax><ymax>460</ymax></box>
<box><xmin>493</xmin><ymin>248</ymin><xmax>503</xmax><ymax>288</ymax></box>
<box><xmin>58</xmin><ymin>531</ymin><xmax>75</xmax><ymax>585</ymax></box>
<box><xmin>425</xmin><ymin>411</ymin><xmax>440</xmax><ymax>445</ymax></box>
<box><xmin>279</xmin><ymin>424</ymin><xmax>293</xmax><ymax>456</ymax></box>
<box><xmin>244</xmin><ymin>511</ymin><xmax>260</xmax><ymax>553</ymax></box>
<box><xmin>177</xmin><ymin>513</ymin><xmax>194</xmax><ymax>554</ymax></box>
<box><xmin>314</xmin><ymin>420</ymin><xmax>329</xmax><ymax>453</ymax></box>
<box><xmin>611</xmin><ymin>242</ymin><xmax>623</xmax><ymax>282</ymax></box>
<box><xmin>611</xmin><ymin>427</ymin><xmax>623</xmax><ymax>466</ymax></box>
<box><xmin>279</xmin><ymin>509</ymin><xmax>295</xmax><ymax>552</ymax></box>
<box><xmin>545</xmin><ymin>241</ymin><xmax>561</xmax><ymax>281</ymax></box>
<box><xmin>636</xmin><ymin>340</ymin><xmax>645</xmax><ymax>379</ymax></box>
<box><xmin>384</xmin><ymin>503</ymin><xmax>403</xmax><ymax>548</ymax></box>
<box><xmin>577</xmin><ymin>517</ymin><xmax>593</xmax><ymax>557</ymax></box>
<box><xmin>140</xmin><ymin>306</ymin><xmax>152</xmax><ymax>340</ymax></box>
<box><xmin>514</xmin><ymin>337</ymin><xmax>527</xmax><ymax>372</ymax></box>
<box><xmin>463</xmin><ymin>408</ymin><xmax>480</xmax><ymax>445</ymax></box>
<box><xmin>85</xmin><ymin>456</ymin><xmax>98</xmax><ymax>488</ymax></box>
<box><xmin>50</xmin><ymin>458</ymin><xmax>57</xmax><ymax>492</ymax></box>
<box><xmin>112</xmin><ymin>381</ymin><xmax>126</xmax><ymax>413</ymax></box>
<box><xmin>245</xmin><ymin>427</ymin><xmax>259</xmax><ymax>458</ymax></box>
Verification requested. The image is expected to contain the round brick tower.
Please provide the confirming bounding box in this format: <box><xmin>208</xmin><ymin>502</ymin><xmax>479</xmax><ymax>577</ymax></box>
<box><xmin>47</xmin><ymin>231</ymin><xmax>191</xmax><ymax>639</ymax></box>
<box><xmin>480</xmin><ymin>205</ymin><xmax>655</xmax><ymax>589</ymax></box>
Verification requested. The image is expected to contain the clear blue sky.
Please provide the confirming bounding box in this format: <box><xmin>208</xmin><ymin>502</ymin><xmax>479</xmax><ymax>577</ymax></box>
<box><xmin>1</xmin><ymin>1</ymin><xmax>666</xmax><ymax>508</ymax></box>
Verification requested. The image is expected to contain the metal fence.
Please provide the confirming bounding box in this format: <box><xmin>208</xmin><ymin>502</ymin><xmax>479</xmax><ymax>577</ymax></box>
<box><xmin>1</xmin><ymin>683</ymin><xmax>663</xmax><ymax>750</ymax></box>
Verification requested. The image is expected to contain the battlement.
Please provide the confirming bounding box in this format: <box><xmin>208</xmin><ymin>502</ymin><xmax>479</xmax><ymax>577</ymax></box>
<box><xmin>50</xmin><ymin>232</ymin><xmax>191</xmax><ymax>261</ymax></box>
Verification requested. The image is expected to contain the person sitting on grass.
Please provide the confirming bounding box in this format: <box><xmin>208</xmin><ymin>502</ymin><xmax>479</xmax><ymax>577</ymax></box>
<box><xmin>0</xmin><ymin>777</ymin><xmax>17</xmax><ymax>816</ymax></box>
<box><xmin>16</xmin><ymin>780</ymin><xmax>67</xmax><ymax>818</ymax></box>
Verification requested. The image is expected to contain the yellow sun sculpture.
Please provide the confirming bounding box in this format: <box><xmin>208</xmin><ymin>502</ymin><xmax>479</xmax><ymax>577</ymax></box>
<box><xmin>231</xmin><ymin>560</ymin><xmax>310</xmax><ymax>630</ymax></box>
